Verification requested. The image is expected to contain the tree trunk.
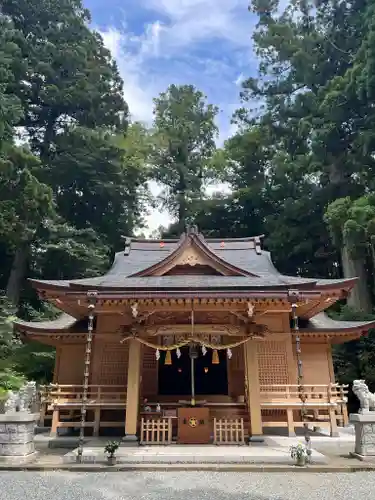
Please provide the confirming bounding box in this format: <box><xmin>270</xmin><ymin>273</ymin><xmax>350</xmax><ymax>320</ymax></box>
<box><xmin>6</xmin><ymin>243</ymin><xmax>29</xmax><ymax>306</ymax></box>
<box><xmin>341</xmin><ymin>245</ymin><xmax>372</xmax><ymax>313</ymax></box>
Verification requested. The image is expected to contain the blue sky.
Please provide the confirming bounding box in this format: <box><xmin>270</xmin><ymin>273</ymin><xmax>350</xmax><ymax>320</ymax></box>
<box><xmin>84</xmin><ymin>0</ymin><xmax>259</xmax><ymax>232</ymax></box>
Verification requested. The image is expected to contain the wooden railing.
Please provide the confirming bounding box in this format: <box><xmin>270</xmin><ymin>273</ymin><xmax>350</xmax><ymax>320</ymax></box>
<box><xmin>259</xmin><ymin>384</ymin><xmax>349</xmax><ymax>436</ymax></box>
<box><xmin>140</xmin><ymin>417</ymin><xmax>172</xmax><ymax>445</ymax></box>
<box><xmin>38</xmin><ymin>383</ymin><xmax>349</xmax><ymax>437</ymax></box>
<box><xmin>40</xmin><ymin>384</ymin><xmax>127</xmax><ymax>407</ymax></box>
<box><xmin>213</xmin><ymin>418</ymin><xmax>245</xmax><ymax>445</ymax></box>
<box><xmin>260</xmin><ymin>384</ymin><xmax>348</xmax><ymax>406</ymax></box>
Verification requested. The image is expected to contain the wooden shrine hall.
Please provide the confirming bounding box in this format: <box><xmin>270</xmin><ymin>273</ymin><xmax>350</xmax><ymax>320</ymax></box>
<box><xmin>14</xmin><ymin>226</ymin><xmax>375</xmax><ymax>445</ymax></box>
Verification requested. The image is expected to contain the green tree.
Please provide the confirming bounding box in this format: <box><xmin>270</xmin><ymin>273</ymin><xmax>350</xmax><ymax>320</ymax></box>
<box><xmin>0</xmin><ymin>13</ymin><xmax>54</xmax><ymax>304</ymax></box>
<box><xmin>151</xmin><ymin>84</ymin><xmax>219</xmax><ymax>230</ymax></box>
<box><xmin>1</xmin><ymin>0</ymin><xmax>128</xmax><ymax>161</ymax></box>
<box><xmin>230</xmin><ymin>0</ymin><xmax>373</xmax><ymax>282</ymax></box>
<box><xmin>325</xmin><ymin>195</ymin><xmax>375</xmax><ymax>312</ymax></box>
<box><xmin>0</xmin><ymin>0</ymin><xmax>136</xmax><ymax>305</ymax></box>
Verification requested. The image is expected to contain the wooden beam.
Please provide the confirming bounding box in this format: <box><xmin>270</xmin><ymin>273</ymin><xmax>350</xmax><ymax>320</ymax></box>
<box><xmin>142</xmin><ymin>323</ymin><xmax>245</xmax><ymax>336</ymax></box>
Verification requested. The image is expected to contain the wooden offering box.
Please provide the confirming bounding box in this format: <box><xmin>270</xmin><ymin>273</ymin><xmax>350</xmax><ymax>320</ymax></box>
<box><xmin>177</xmin><ymin>407</ymin><xmax>210</xmax><ymax>444</ymax></box>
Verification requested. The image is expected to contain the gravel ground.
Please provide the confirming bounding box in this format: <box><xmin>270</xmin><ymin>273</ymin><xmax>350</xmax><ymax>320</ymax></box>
<box><xmin>1</xmin><ymin>471</ymin><xmax>375</xmax><ymax>500</ymax></box>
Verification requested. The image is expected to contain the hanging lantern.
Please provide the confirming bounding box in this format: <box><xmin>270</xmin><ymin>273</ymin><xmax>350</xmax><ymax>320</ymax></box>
<box><xmin>201</xmin><ymin>345</ymin><xmax>207</xmax><ymax>356</ymax></box>
<box><xmin>164</xmin><ymin>350</ymin><xmax>172</xmax><ymax>365</ymax></box>
<box><xmin>212</xmin><ymin>349</ymin><xmax>219</xmax><ymax>364</ymax></box>
<box><xmin>227</xmin><ymin>348</ymin><xmax>232</xmax><ymax>359</ymax></box>
<box><xmin>155</xmin><ymin>349</ymin><xmax>160</xmax><ymax>361</ymax></box>
<box><xmin>176</xmin><ymin>347</ymin><xmax>181</xmax><ymax>359</ymax></box>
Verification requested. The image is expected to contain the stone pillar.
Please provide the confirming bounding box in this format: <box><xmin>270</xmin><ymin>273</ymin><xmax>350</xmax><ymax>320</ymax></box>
<box><xmin>123</xmin><ymin>338</ymin><xmax>141</xmax><ymax>444</ymax></box>
<box><xmin>350</xmin><ymin>413</ymin><xmax>375</xmax><ymax>461</ymax></box>
<box><xmin>0</xmin><ymin>412</ymin><xmax>39</xmax><ymax>464</ymax></box>
<box><xmin>244</xmin><ymin>339</ymin><xmax>263</xmax><ymax>442</ymax></box>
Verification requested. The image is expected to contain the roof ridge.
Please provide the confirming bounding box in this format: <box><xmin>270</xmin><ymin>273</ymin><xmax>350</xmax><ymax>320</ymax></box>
<box><xmin>122</xmin><ymin>235</ymin><xmax>181</xmax><ymax>243</ymax></box>
<box><xmin>205</xmin><ymin>235</ymin><xmax>265</xmax><ymax>242</ymax></box>
<box><xmin>122</xmin><ymin>234</ymin><xmax>265</xmax><ymax>244</ymax></box>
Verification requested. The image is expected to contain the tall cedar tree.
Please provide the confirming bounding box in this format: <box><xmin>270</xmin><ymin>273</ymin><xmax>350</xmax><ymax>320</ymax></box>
<box><xmin>151</xmin><ymin>84</ymin><xmax>218</xmax><ymax>231</ymax></box>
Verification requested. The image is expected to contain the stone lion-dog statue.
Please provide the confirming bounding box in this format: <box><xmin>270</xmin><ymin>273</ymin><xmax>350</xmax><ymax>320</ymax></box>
<box><xmin>352</xmin><ymin>379</ymin><xmax>375</xmax><ymax>413</ymax></box>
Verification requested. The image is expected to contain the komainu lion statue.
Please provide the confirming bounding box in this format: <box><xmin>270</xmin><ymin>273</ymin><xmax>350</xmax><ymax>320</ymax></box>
<box><xmin>352</xmin><ymin>379</ymin><xmax>375</xmax><ymax>413</ymax></box>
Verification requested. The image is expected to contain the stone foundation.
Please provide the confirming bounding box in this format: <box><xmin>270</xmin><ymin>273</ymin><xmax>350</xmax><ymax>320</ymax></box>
<box><xmin>0</xmin><ymin>412</ymin><xmax>39</xmax><ymax>464</ymax></box>
<box><xmin>350</xmin><ymin>412</ymin><xmax>375</xmax><ymax>461</ymax></box>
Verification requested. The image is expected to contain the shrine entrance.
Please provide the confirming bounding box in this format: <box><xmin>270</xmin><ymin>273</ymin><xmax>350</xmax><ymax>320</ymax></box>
<box><xmin>158</xmin><ymin>346</ymin><xmax>228</xmax><ymax>396</ymax></box>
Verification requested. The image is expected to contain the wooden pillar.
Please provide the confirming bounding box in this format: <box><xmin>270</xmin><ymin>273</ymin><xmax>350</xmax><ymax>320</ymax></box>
<box><xmin>244</xmin><ymin>339</ymin><xmax>263</xmax><ymax>441</ymax></box>
<box><xmin>286</xmin><ymin>409</ymin><xmax>295</xmax><ymax>437</ymax></box>
<box><xmin>93</xmin><ymin>408</ymin><xmax>101</xmax><ymax>437</ymax></box>
<box><xmin>50</xmin><ymin>406</ymin><xmax>59</xmax><ymax>437</ymax></box>
<box><xmin>123</xmin><ymin>338</ymin><xmax>141</xmax><ymax>443</ymax></box>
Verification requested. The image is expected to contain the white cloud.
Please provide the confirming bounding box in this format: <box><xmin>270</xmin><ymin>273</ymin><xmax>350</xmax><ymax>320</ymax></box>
<box><xmin>234</xmin><ymin>73</ymin><xmax>245</xmax><ymax>86</ymax></box>
<box><xmin>99</xmin><ymin>23</ymin><xmax>164</xmax><ymax>124</ymax></box>
<box><xmin>97</xmin><ymin>0</ymin><xmax>257</xmax><ymax>233</ymax></box>
<box><xmin>144</xmin><ymin>0</ymin><xmax>252</xmax><ymax>49</ymax></box>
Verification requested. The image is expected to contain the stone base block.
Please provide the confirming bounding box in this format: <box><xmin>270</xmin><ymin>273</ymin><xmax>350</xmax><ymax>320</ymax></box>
<box><xmin>350</xmin><ymin>452</ymin><xmax>375</xmax><ymax>462</ymax></box>
<box><xmin>0</xmin><ymin>413</ymin><xmax>38</xmax><ymax>459</ymax></box>
<box><xmin>121</xmin><ymin>434</ymin><xmax>139</xmax><ymax>446</ymax></box>
<box><xmin>350</xmin><ymin>412</ymin><xmax>375</xmax><ymax>458</ymax></box>
<box><xmin>0</xmin><ymin>452</ymin><xmax>38</xmax><ymax>465</ymax></box>
<box><xmin>248</xmin><ymin>435</ymin><xmax>265</xmax><ymax>444</ymax></box>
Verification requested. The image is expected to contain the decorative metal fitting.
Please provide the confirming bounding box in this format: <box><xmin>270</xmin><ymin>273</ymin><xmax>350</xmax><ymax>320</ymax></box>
<box><xmin>288</xmin><ymin>289</ymin><xmax>300</xmax><ymax>303</ymax></box>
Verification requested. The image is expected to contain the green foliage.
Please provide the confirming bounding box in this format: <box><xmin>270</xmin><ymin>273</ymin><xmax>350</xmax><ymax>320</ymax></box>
<box><xmin>151</xmin><ymin>84</ymin><xmax>219</xmax><ymax>228</ymax></box>
<box><xmin>330</xmin><ymin>306</ymin><xmax>375</xmax><ymax>390</ymax></box>
<box><xmin>0</xmin><ymin>0</ymin><xmax>147</xmax><ymax>384</ymax></box>
<box><xmin>104</xmin><ymin>440</ymin><xmax>120</xmax><ymax>457</ymax></box>
<box><xmin>1</xmin><ymin>0</ymin><xmax>375</xmax><ymax>392</ymax></box>
<box><xmin>325</xmin><ymin>195</ymin><xmax>375</xmax><ymax>259</ymax></box>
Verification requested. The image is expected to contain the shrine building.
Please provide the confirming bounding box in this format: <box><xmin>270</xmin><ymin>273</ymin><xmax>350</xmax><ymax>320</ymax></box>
<box><xmin>14</xmin><ymin>227</ymin><xmax>375</xmax><ymax>445</ymax></box>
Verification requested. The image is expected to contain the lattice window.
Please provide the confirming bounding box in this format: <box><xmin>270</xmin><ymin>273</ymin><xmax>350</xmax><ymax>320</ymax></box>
<box><xmin>257</xmin><ymin>341</ymin><xmax>289</xmax><ymax>385</ymax></box>
<box><xmin>96</xmin><ymin>342</ymin><xmax>129</xmax><ymax>386</ymax></box>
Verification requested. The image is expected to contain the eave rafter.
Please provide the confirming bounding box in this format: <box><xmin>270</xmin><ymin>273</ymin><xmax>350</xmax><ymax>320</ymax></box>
<box><xmin>294</xmin><ymin>330</ymin><xmax>366</xmax><ymax>344</ymax></box>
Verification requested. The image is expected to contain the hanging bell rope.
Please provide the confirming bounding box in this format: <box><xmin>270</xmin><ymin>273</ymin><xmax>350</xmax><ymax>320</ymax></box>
<box><xmin>189</xmin><ymin>337</ymin><xmax>250</xmax><ymax>350</ymax></box>
<box><xmin>131</xmin><ymin>337</ymin><xmax>190</xmax><ymax>351</ymax></box>
<box><xmin>292</xmin><ymin>299</ymin><xmax>312</xmax><ymax>463</ymax></box>
<box><xmin>121</xmin><ymin>335</ymin><xmax>251</xmax><ymax>352</ymax></box>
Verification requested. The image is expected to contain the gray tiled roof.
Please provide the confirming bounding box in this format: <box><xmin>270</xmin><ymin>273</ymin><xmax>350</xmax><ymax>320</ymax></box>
<box><xmin>15</xmin><ymin>311</ymin><xmax>375</xmax><ymax>334</ymax></box>
<box><xmin>14</xmin><ymin>313</ymin><xmax>76</xmax><ymax>331</ymax></box>
<box><xmin>28</xmin><ymin>234</ymin><xmax>356</xmax><ymax>290</ymax></box>
<box><xmin>301</xmin><ymin>312</ymin><xmax>375</xmax><ymax>331</ymax></box>
<box><xmin>68</xmin><ymin>275</ymin><xmax>315</xmax><ymax>289</ymax></box>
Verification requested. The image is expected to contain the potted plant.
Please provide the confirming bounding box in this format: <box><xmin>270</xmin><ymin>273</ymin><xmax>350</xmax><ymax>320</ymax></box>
<box><xmin>290</xmin><ymin>443</ymin><xmax>307</xmax><ymax>467</ymax></box>
<box><xmin>104</xmin><ymin>440</ymin><xmax>120</xmax><ymax>465</ymax></box>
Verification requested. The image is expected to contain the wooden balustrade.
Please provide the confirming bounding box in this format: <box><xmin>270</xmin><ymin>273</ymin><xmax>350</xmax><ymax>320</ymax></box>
<box><xmin>40</xmin><ymin>384</ymin><xmax>127</xmax><ymax>406</ymax></box>
<box><xmin>260</xmin><ymin>384</ymin><xmax>348</xmax><ymax>405</ymax></box>
<box><xmin>259</xmin><ymin>383</ymin><xmax>349</xmax><ymax>436</ymax></box>
<box><xmin>38</xmin><ymin>383</ymin><xmax>349</xmax><ymax>438</ymax></box>
<box><xmin>213</xmin><ymin>418</ymin><xmax>245</xmax><ymax>445</ymax></box>
<box><xmin>140</xmin><ymin>417</ymin><xmax>172</xmax><ymax>445</ymax></box>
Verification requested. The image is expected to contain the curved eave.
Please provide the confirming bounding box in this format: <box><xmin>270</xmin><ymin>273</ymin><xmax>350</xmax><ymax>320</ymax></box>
<box><xmin>14</xmin><ymin>313</ymin><xmax>78</xmax><ymax>334</ymax></box>
<box><xmin>130</xmin><ymin>232</ymin><xmax>256</xmax><ymax>278</ymax></box>
<box><xmin>295</xmin><ymin>330</ymin><xmax>370</xmax><ymax>344</ymax></box>
<box><xmin>296</xmin><ymin>319</ymin><xmax>375</xmax><ymax>344</ymax></box>
<box><xmin>28</xmin><ymin>279</ymin><xmax>356</xmax><ymax>296</ymax></box>
<box><xmin>315</xmin><ymin>277</ymin><xmax>358</xmax><ymax>292</ymax></box>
